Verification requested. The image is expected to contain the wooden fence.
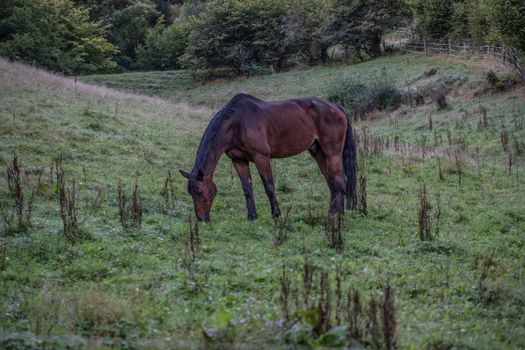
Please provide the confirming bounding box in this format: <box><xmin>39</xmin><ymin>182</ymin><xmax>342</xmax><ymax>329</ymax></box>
<box><xmin>399</xmin><ymin>39</ymin><xmax>525</xmax><ymax>80</ymax></box>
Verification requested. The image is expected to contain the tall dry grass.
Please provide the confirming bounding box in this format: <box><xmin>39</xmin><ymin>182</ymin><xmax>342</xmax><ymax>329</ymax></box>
<box><xmin>0</xmin><ymin>57</ymin><xmax>211</xmax><ymax>123</ymax></box>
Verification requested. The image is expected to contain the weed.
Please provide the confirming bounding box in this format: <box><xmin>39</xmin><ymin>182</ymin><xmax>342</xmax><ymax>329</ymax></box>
<box><xmin>279</xmin><ymin>262</ymin><xmax>291</xmax><ymax>321</ymax></box>
<box><xmin>434</xmin><ymin>191</ymin><xmax>442</xmax><ymax>237</ymax></box>
<box><xmin>324</xmin><ymin>212</ymin><xmax>345</xmax><ymax>250</ymax></box>
<box><xmin>279</xmin><ymin>262</ymin><xmax>397</xmax><ymax>348</ymax></box>
<box><xmin>347</xmin><ymin>289</ymin><xmax>361</xmax><ymax>340</ymax></box>
<box><xmin>512</xmin><ymin>133</ymin><xmax>524</xmax><ymax>155</ymax></box>
<box><xmin>437</xmin><ymin>157</ymin><xmax>445</xmax><ymax>180</ymax></box>
<box><xmin>418</xmin><ymin>183</ymin><xmax>433</xmax><ymax>241</ymax></box>
<box><xmin>117</xmin><ymin>179</ymin><xmax>142</xmax><ymax>230</ymax></box>
<box><xmin>180</xmin><ymin>215</ymin><xmax>206</xmax><ymax>292</ymax></box>
<box><xmin>381</xmin><ymin>280</ymin><xmax>396</xmax><ymax>350</ymax></box>
<box><xmin>274</xmin><ymin>206</ymin><xmax>292</xmax><ymax>247</ymax></box>
<box><xmin>302</xmin><ymin>256</ymin><xmax>315</xmax><ymax>307</ymax></box>
<box><xmin>314</xmin><ymin>271</ymin><xmax>332</xmax><ymax>336</ymax></box>
<box><xmin>306</xmin><ymin>200</ymin><xmax>323</xmax><ymax>229</ymax></box>
<box><xmin>160</xmin><ymin>170</ymin><xmax>176</xmax><ymax>215</ymax></box>
<box><xmin>359</xmin><ymin>158</ymin><xmax>368</xmax><ymax>216</ymax></box>
<box><xmin>477</xmin><ymin>105</ymin><xmax>489</xmax><ymax>129</ymax></box>
<box><xmin>57</xmin><ymin>162</ymin><xmax>83</xmax><ymax>243</ymax></box>
<box><xmin>500</xmin><ymin>128</ymin><xmax>510</xmax><ymax>153</ymax></box>
<box><xmin>365</xmin><ymin>297</ymin><xmax>380</xmax><ymax>349</ymax></box>
<box><xmin>4</xmin><ymin>154</ymin><xmax>33</xmax><ymax>233</ymax></box>
<box><xmin>0</xmin><ymin>237</ymin><xmax>7</xmax><ymax>271</ymax></box>
<box><xmin>187</xmin><ymin>215</ymin><xmax>200</xmax><ymax>261</ymax></box>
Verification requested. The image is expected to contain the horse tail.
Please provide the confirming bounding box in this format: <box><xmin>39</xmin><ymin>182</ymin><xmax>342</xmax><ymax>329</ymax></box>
<box><xmin>336</xmin><ymin>104</ymin><xmax>357</xmax><ymax>210</ymax></box>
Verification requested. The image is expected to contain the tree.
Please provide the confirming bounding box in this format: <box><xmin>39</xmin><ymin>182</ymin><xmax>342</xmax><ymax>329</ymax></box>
<box><xmin>181</xmin><ymin>0</ymin><xmax>287</xmax><ymax>75</ymax></box>
<box><xmin>0</xmin><ymin>0</ymin><xmax>117</xmax><ymax>74</ymax></box>
<box><xmin>136</xmin><ymin>17</ymin><xmax>192</xmax><ymax>70</ymax></box>
<box><xmin>325</xmin><ymin>0</ymin><xmax>411</xmax><ymax>59</ymax></box>
<box><xmin>492</xmin><ymin>0</ymin><xmax>525</xmax><ymax>55</ymax></box>
<box><xmin>281</xmin><ymin>0</ymin><xmax>332</xmax><ymax>65</ymax></box>
<box><xmin>407</xmin><ymin>0</ymin><xmax>455</xmax><ymax>40</ymax></box>
<box><xmin>76</xmin><ymin>0</ymin><xmax>162</xmax><ymax>69</ymax></box>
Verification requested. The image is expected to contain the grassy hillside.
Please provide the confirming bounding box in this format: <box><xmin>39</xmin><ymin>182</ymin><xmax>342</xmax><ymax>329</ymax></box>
<box><xmin>1</xmin><ymin>55</ymin><xmax>525</xmax><ymax>349</ymax></box>
<box><xmin>82</xmin><ymin>54</ymin><xmax>483</xmax><ymax>107</ymax></box>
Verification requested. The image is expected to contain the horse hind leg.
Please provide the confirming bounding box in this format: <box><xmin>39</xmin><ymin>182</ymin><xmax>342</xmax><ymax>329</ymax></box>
<box><xmin>325</xmin><ymin>155</ymin><xmax>347</xmax><ymax>214</ymax></box>
<box><xmin>310</xmin><ymin>140</ymin><xmax>346</xmax><ymax>213</ymax></box>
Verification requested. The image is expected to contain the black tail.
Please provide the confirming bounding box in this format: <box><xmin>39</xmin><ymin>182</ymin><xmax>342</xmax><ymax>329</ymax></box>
<box><xmin>337</xmin><ymin>104</ymin><xmax>357</xmax><ymax>210</ymax></box>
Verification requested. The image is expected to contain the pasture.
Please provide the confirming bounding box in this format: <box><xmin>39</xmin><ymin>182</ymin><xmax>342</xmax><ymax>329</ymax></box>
<box><xmin>1</xmin><ymin>53</ymin><xmax>524</xmax><ymax>349</ymax></box>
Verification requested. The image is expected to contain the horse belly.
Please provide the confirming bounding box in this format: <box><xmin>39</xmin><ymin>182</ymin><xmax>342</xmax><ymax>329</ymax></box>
<box><xmin>268</xmin><ymin>126</ymin><xmax>316</xmax><ymax>158</ymax></box>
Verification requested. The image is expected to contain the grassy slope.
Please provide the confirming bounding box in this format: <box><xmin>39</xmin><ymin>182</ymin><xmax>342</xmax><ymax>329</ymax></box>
<box><xmin>82</xmin><ymin>54</ymin><xmax>483</xmax><ymax>107</ymax></box>
<box><xmin>1</xmin><ymin>55</ymin><xmax>525</xmax><ymax>349</ymax></box>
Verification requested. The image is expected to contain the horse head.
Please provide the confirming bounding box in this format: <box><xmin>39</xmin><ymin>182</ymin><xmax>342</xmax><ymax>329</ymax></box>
<box><xmin>179</xmin><ymin>169</ymin><xmax>217</xmax><ymax>222</ymax></box>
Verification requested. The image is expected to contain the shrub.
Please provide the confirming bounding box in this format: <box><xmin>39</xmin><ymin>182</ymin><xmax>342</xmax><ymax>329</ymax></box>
<box><xmin>326</xmin><ymin>77</ymin><xmax>402</xmax><ymax>118</ymax></box>
<box><xmin>325</xmin><ymin>79</ymin><xmax>367</xmax><ymax>112</ymax></box>
<box><xmin>366</xmin><ymin>80</ymin><xmax>403</xmax><ymax>111</ymax></box>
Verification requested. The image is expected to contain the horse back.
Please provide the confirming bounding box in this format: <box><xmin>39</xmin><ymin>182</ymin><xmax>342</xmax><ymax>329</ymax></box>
<box><xmin>227</xmin><ymin>94</ymin><xmax>346</xmax><ymax>159</ymax></box>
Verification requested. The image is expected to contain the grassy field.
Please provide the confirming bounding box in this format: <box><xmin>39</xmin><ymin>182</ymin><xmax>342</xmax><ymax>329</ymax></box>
<box><xmin>1</xmin><ymin>54</ymin><xmax>524</xmax><ymax>349</ymax></box>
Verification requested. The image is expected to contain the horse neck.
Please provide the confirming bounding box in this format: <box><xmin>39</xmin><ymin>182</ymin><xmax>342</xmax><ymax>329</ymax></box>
<box><xmin>192</xmin><ymin>124</ymin><xmax>229</xmax><ymax>179</ymax></box>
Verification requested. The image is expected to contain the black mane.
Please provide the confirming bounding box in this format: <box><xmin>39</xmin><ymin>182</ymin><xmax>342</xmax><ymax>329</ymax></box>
<box><xmin>190</xmin><ymin>93</ymin><xmax>254</xmax><ymax>182</ymax></box>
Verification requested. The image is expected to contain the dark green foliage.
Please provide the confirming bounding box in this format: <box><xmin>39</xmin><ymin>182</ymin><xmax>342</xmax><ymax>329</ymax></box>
<box><xmin>281</xmin><ymin>0</ymin><xmax>332</xmax><ymax>66</ymax></box>
<box><xmin>181</xmin><ymin>0</ymin><xmax>287</xmax><ymax>75</ymax></box>
<box><xmin>408</xmin><ymin>0</ymin><xmax>525</xmax><ymax>63</ymax></box>
<box><xmin>326</xmin><ymin>77</ymin><xmax>402</xmax><ymax>118</ymax></box>
<box><xmin>366</xmin><ymin>80</ymin><xmax>404</xmax><ymax>111</ymax></box>
<box><xmin>136</xmin><ymin>18</ymin><xmax>192</xmax><ymax>70</ymax></box>
<box><xmin>407</xmin><ymin>0</ymin><xmax>455</xmax><ymax>39</ymax></box>
<box><xmin>492</xmin><ymin>0</ymin><xmax>525</xmax><ymax>55</ymax></box>
<box><xmin>109</xmin><ymin>0</ymin><xmax>162</xmax><ymax>69</ymax></box>
<box><xmin>325</xmin><ymin>0</ymin><xmax>411</xmax><ymax>60</ymax></box>
<box><xmin>76</xmin><ymin>0</ymin><xmax>163</xmax><ymax>70</ymax></box>
<box><xmin>0</xmin><ymin>0</ymin><xmax>117</xmax><ymax>75</ymax></box>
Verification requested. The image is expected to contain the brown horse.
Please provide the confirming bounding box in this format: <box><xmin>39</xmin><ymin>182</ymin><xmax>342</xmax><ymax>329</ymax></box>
<box><xmin>179</xmin><ymin>93</ymin><xmax>357</xmax><ymax>222</ymax></box>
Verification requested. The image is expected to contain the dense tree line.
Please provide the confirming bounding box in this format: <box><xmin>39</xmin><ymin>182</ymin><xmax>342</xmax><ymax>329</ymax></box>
<box><xmin>408</xmin><ymin>0</ymin><xmax>525</xmax><ymax>55</ymax></box>
<box><xmin>0</xmin><ymin>0</ymin><xmax>523</xmax><ymax>75</ymax></box>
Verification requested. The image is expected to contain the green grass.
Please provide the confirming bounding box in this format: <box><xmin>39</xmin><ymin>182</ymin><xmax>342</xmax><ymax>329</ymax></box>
<box><xmin>82</xmin><ymin>53</ymin><xmax>483</xmax><ymax>108</ymax></box>
<box><xmin>1</xmin><ymin>55</ymin><xmax>525</xmax><ymax>349</ymax></box>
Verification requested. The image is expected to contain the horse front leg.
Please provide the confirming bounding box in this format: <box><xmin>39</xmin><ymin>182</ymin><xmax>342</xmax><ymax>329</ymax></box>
<box><xmin>253</xmin><ymin>155</ymin><xmax>281</xmax><ymax>218</ymax></box>
<box><xmin>232</xmin><ymin>160</ymin><xmax>257</xmax><ymax>220</ymax></box>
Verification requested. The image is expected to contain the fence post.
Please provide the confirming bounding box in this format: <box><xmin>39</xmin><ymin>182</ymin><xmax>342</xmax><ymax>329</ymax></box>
<box><xmin>463</xmin><ymin>41</ymin><xmax>467</xmax><ymax>59</ymax></box>
<box><xmin>448</xmin><ymin>39</ymin><xmax>452</xmax><ymax>56</ymax></box>
<box><xmin>423</xmin><ymin>39</ymin><xmax>428</xmax><ymax>56</ymax></box>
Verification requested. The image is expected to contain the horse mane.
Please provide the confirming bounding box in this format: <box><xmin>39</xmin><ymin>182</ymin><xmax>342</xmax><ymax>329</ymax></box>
<box><xmin>192</xmin><ymin>93</ymin><xmax>253</xmax><ymax>177</ymax></box>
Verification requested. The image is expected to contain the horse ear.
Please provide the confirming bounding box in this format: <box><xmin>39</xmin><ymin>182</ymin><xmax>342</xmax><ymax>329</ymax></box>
<box><xmin>178</xmin><ymin>169</ymin><xmax>190</xmax><ymax>179</ymax></box>
<box><xmin>197</xmin><ymin>169</ymin><xmax>204</xmax><ymax>180</ymax></box>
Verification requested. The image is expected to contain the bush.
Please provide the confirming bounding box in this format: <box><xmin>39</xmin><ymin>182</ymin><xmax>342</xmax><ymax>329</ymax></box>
<box><xmin>366</xmin><ymin>80</ymin><xmax>404</xmax><ymax>111</ymax></box>
<box><xmin>326</xmin><ymin>77</ymin><xmax>402</xmax><ymax>118</ymax></box>
<box><xmin>325</xmin><ymin>79</ymin><xmax>367</xmax><ymax>111</ymax></box>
